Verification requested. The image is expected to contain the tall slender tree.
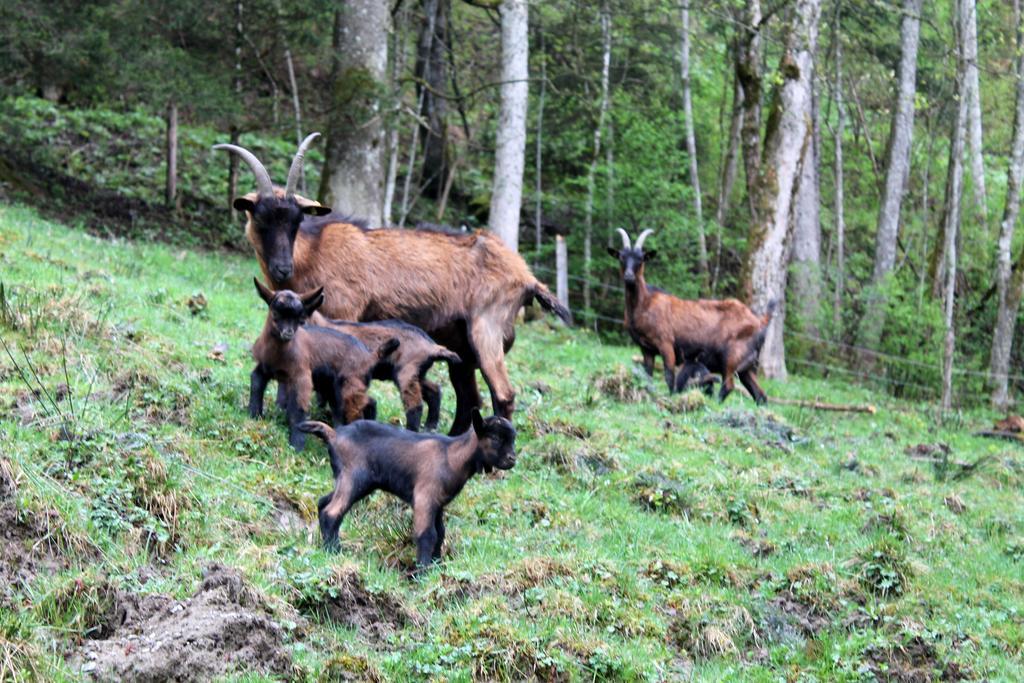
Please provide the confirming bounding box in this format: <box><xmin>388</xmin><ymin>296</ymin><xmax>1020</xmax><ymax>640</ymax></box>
<box><xmin>416</xmin><ymin>0</ymin><xmax>450</xmax><ymax>199</ymax></box>
<box><xmin>990</xmin><ymin>0</ymin><xmax>1024</xmax><ymax>408</ymax></box>
<box><xmin>743</xmin><ymin>0</ymin><xmax>822</xmax><ymax>379</ymax></box>
<box><xmin>319</xmin><ymin>1</ymin><xmax>390</xmax><ymax>223</ymax></box>
<box><xmin>963</xmin><ymin>0</ymin><xmax>986</xmax><ymax>219</ymax></box>
<box><xmin>790</xmin><ymin>59</ymin><xmax>822</xmax><ymax>336</ymax></box>
<box><xmin>941</xmin><ymin>0</ymin><xmax>970</xmax><ymax>410</ymax></box>
<box><xmin>583</xmin><ymin>0</ymin><xmax>611</xmax><ymax>312</ymax></box>
<box><xmin>680</xmin><ymin>0</ymin><xmax>708</xmax><ymax>286</ymax></box>
<box><xmin>489</xmin><ymin>0</ymin><xmax>529</xmax><ymax>251</ymax></box>
<box><xmin>860</xmin><ymin>0</ymin><xmax>924</xmax><ymax>350</ymax></box>
<box><xmin>830</xmin><ymin>1</ymin><xmax>846</xmax><ymax>334</ymax></box>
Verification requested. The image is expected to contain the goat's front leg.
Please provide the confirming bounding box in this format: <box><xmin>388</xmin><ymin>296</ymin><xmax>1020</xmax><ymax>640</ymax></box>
<box><xmin>248</xmin><ymin>366</ymin><xmax>270</xmax><ymax>418</ymax></box>
<box><xmin>422</xmin><ymin>379</ymin><xmax>442</xmax><ymax>431</ymax></box>
<box><xmin>656</xmin><ymin>342</ymin><xmax>677</xmax><ymax>393</ymax></box>
<box><xmin>432</xmin><ymin>509</ymin><xmax>446</xmax><ymax>562</ymax></box>
<box><xmin>641</xmin><ymin>349</ymin><xmax>656</xmax><ymax>377</ymax></box>
<box><xmin>285</xmin><ymin>375</ymin><xmax>313</xmax><ymax>451</ymax></box>
<box><xmin>412</xmin><ymin>497</ymin><xmax>440</xmax><ymax>569</ymax></box>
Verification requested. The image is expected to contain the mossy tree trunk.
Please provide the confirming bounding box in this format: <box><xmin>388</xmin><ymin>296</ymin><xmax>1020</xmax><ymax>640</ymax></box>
<box><xmin>319</xmin><ymin>2</ymin><xmax>389</xmax><ymax>224</ymax></box>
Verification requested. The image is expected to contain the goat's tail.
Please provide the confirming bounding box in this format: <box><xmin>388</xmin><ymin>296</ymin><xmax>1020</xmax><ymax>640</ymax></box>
<box><xmin>377</xmin><ymin>337</ymin><xmax>401</xmax><ymax>362</ymax></box>
<box><xmin>298</xmin><ymin>421</ymin><xmax>342</xmax><ymax>476</ymax></box>
<box><xmin>530</xmin><ymin>282</ymin><xmax>572</xmax><ymax>325</ymax></box>
<box><xmin>430</xmin><ymin>346</ymin><xmax>462</xmax><ymax>366</ymax></box>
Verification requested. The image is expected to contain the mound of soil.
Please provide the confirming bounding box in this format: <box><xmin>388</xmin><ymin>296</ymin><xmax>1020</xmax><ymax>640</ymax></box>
<box><xmin>72</xmin><ymin>565</ymin><xmax>292</xmax><ymax>682</ymax></box>
<box><xmin>0</xmin><ymin>463</ymin><xmax>70</xmax><ymax>603</ymax></box>
<box><xmin>714</xmin><ymin>409</ymin><xmax>799</xmax><ymax>451</ymax></box>
<box><xmin>862</xmin><ymin>636</ymin><xmax>969</xmax><ymax>682</ymax></box>
<box><xmin>296</xmin><ymin>566</ymin><xmax>414</xmax><ymax>642</ymax></box>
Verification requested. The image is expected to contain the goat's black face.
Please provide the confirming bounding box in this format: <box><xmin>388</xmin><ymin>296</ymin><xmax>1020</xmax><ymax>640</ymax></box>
<box><xmin>254</xmin><ymin>279</ymin><xmax>325</xmax><ymax>341</ymax></box>
<box><xmin>607</xmin><ymin>247</ymin><xmax>657</xmax><ymax>287</ymax></box>
<box><xmin>471</xmin><ymin>409</ymin><xmax>517</xmax><ymax>470</ymax></box>
<box><xmin>236</xmin><ymin>196</ymin><xmax>329</xmax><ymax>283</ymax></box>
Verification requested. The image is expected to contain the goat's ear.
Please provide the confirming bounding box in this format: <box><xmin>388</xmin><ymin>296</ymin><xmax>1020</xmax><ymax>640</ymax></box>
<box><xmin>471</xmin><ymin>408</ymin><xmax>484</xmax><ymax>435</ymax></box>
<box><xmin>254</xmin><ymin>277</ymin><xmax>275</xmax><ymax>305</ymax></box>
<box><xmin>233</xmin><ymin>197</ymin><xmax>256</xmax><ymax>214</ymax></box>
<box><xmin>300</xmin><ymin>286</ymin><xmax>325</xmax><ymax>314</ymax></box>
<box><xmin>643</xmin><ymin>249</ymin><xmax>658</xmax><ymax>263</ymax></box>
<box><xmin>301</xmin><ymin>204</ymin><xmax>332</xmax><ymax>216</ymax></box>
<box><xmin>606</xmin><ymin>246</ymin><xmax>621</xmax><ymax>260</ymax></box>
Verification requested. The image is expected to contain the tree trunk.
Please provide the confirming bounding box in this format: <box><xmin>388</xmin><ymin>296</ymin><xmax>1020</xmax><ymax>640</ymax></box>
<box><xmin>963</xmin><ymin>0</ymin><xmax>987</xmax><ymax>220</ymax></box>
<box><xmin>714</xmin><ymin>63</ymin><xmax>743</xmax><ymax>292</ymax></box>
<box><xmin>556</xmin><ymin>234</ymin><xmax>569</xmax><ymax>311</ymax></box>
<box><xmin>860</xmin><ymin>0</ymin><xmax>924</xmax><ymax>349</ymax></box>
<box><xmin>416</xmin><ymin>0</ymin><xmax>450</xmax><ymax>199</ymax></box>
<box><xmin>488</xmin><ymin>0</ymin><xmax>529</xmax><ymax>251</ymax></box>
<box><xmin>165</xmin><ymin>101</ymin><xmax>178</xmax><ymax>210</ymax></box>
<box><xmin>583</xmin><ymin>0</ymin><xmax>611</xmax><ymax>311</ymax></box>
<box><xmin>737</xmin><ymin>0</ymin><xmax>763</xmax><ymax>225</ymax></box>
<box><xmin>534</xmin><ymin>27</ymin><xmax>546</xmax><ymax>266</ymax></box>
<box><xmin>831</xmin><ymin>7</ymin><xmax>846</xmax><ymax>335</ymax></box>
<box><xmin>229</xmin><ymin>0</ymin><xmax>243</xmax><ymax>223</ymax></box>
<box><xmin>743</xmin><ymin>0</ymin><xmax>822</xmax><ymax>379</ymax></box>
<box><xmin>383</xmin><ymin>4</ymin><xmax>408</xmax><ymax>225</ymax></box>
<box><xmin>990</xmin><ymin>0</ymin><xmax>1024</xmax><ymax>408</ymax></box>
<box><xmin>680</xmin><ymin>1</ymin><xmax>708</xmax><ymax>286</ymax></box>
<box><xmin>399</xmin><ymin>87</ymin><xmax>428</xmax><ymax>228</ymax></box>
<box><xmin>941</xmin><ymin>0</ymin><xmax>970</xmax><ymax>411</ymax></box>
<box><xmin>284</xmin><ymin>48</ymin><xmax>306</xmax><ymax>195</ymax></box>
<box><xmin>319</xmin><ymin>3</ymin><xmax>389</xmax><ymax>224</ymax></box>
<box><xmin>790</xmin><ymin>58</ymin><xmax>822</xmax><ymax>336</ymax></box>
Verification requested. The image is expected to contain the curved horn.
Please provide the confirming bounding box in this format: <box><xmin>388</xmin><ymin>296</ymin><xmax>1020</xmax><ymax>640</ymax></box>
<box><xmin>615</xmin><ymin>228</ymin><xmax>632</xmax><ymax>250</ymax></box>
<box><xmin>212</xmin><ymin>143</ymin><xmax>274</xmax><ymax>199</ymax></box>
<box><xmin>634</xmin><ymin>229</ymin><xmax>655</xmax><ymax>251</ymax></box>
<box><xmin>284</xmin><ymin>132</ymin><xmax>321</xmax><ymax>198</ymax></box>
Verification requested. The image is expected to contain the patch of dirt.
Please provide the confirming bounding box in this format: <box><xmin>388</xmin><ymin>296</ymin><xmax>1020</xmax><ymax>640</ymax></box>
<box><xmin>732</xmin><ymin>531</ymin><xmax>777</xmax><ymax>558</ymax></box>
<box><xmin>295</xmin><ymin>565</ymin><xmax>416</xmax><ymax>642</ymax></box>
<box><xmin>761</xmin><ymin>590</ymin><xmax>832</xmax><ymax>644</ymax></box>
<box><xmin>270</xmin><ymin>494</ymin><xmax>308</xmax><ymax>535</ymax></box>
<box><xmin>862</xmin><ymin>636</ymin><xmax>970</xmax><ymax>682</ymax></box>
<box><xmin>0</xmin><ymin>462</ymin><xmax>70</xmax><ymax>603</ymax></box>
<box><xmin>658</xmin><ymin>390</ymin><xmax>707</xmax><ymax>414</ymax></box>
<box><xmin>591</xmin><ymin>365</ymin><xmax>653</xmax><ymax>403</ymax></box>
<box><xmin>532</xmin><ymin>417</ymin><xmax>591</xmax><ymax>440</ymax></box>
<box><xmin>904</xmin><ymin>443</ymin><xmax>951</xmax><ymax>460</ymax></box>
<box><xmin>72</xmin><ymin>564</ymin><xmax>293</xmax><ymax>682</ymax></box>
<box><xmin>713</xmin><ymin>409</ymin><xmax>800</xmax><ymax>451</ymax></box>
<box><xmin>535</xmin><ymin>439</ymin><xmax>619</xmax><ymax>477</ymax></box>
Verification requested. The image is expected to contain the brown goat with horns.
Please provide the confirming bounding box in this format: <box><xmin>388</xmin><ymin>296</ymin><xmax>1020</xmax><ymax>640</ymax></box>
<box><xmin>609</xmin><ymin>229</ymin><xmax>774</xmax><ymax>404</ymax></box>
<box><xmin>214</xmin><ymin>134</ymin><xmax>570</xmax><ymax>435</ymax></box>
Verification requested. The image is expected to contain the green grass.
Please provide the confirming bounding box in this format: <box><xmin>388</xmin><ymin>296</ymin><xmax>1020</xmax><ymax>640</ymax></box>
<box><xmin>0</xmin><ymin>202</ymin><xmax>1022</xmax><ymax>681</ymax></box>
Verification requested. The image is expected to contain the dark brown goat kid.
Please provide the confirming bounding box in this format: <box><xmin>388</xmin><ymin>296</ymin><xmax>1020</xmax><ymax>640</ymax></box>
<box><xmin>309</xmin><ymin>313</ymin><xmax>461</xmax><ymax>432</ymax></box>
<box><xmin>214</xmin><ymin>134</ymin><xmax>569</xmax><ymax>436</ymax></box>
<box><xmin>249</xmin><ymin>279</ymin><xmax>399</xmax><ymax>450</ymax></box>
<box><xmin>608</xmin><ymin>229</ymin><xmax>774</xmax><ymax>404</ymax></box>
<box><xmin>299</xmin><ymin>408</ymin><xmax>516</xmax><ymax>568</ymax></box>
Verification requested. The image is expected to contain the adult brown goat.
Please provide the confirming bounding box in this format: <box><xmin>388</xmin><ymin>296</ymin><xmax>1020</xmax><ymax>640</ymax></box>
<box><xmin>608</xmin><ymin>229</ymin><xmax>774</xmax><ymax>404</ymax></box>
<box><xmin>214</xmin><ymin>133</ymin><xmax>570</xmax><ymax>435</ymax></box>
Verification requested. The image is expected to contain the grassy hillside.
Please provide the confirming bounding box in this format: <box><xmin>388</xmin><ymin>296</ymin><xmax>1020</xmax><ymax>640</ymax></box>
<box><xmin>0</xmin><ymin>202</ymin><xmax>1022</xmax><ymax>681</ymax></box>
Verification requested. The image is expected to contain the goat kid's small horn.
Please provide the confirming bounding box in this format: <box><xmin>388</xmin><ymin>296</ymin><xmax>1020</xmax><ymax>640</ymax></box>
<box><xmin>634</xmin><ymin>229</ymin><xmax>655</xmax><ymax>251</ymax></box>
<box><xmin>285</xmin><ymin>132</ymin><xmax>321</xmax><ymax>198</ymax></box>
<box><xmin>615</xmin><ymin>228</ymin><xmax>632</xmax><ymax>250</ymax></box>
<box><xmin>212</xmin><ymin>143</ymin><xmax>275</xmax><ymax>199</ymax></box>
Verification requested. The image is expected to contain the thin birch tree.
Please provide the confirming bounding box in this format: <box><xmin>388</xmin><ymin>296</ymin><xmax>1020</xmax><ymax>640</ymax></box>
<box><xmin>680</xmin><ymin>0</ymin><xmax>708</xmax><ymax>286</ymax></box>
<box><xmin>583</xmin><ymin>0</ymin><xmax>611</xmax><ymax>312</ymax></box>
<box><xmin>989</xmin><ymin>0</ymin><xmax>1024</xmax><ymax>408</ymax></box>
<box><xmin>860</xmin><ymin>0</ymin><xmax>924</xmax><ymax>350</ymax></box>
<box><xmin>489</xmin><ymin>0</ymin><xmax>529</xmax><ymax>251</ymax></box>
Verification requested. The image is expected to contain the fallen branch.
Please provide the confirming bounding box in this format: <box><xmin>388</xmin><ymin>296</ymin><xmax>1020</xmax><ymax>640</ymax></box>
<box><xmin>767</xmin><ymin>397</ymin><xmax>877</xmax><ymax>414</ymax></box>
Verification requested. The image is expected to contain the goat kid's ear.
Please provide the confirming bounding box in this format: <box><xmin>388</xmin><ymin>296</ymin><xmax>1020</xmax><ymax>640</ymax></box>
<box><xmin>643</xmin><ymin>249</ymin><xmax>658</xmax><ymax>263</ymax></box>
<box><xmin>300</xmin><ymin>286</ymin><xmax>325</xmax><ymax>314</ymax></box>
<box><xmin>471</xmin><ymin>408</ymin><xmax>484</xmax><ymax>435</ymax></box>
<box><xmin>254</xmin><ymin>277</ymin><xmax>275</xmax><ymax>305</ymax></box>
<box><xmin>606</xmin><ymin>246</ymin><xmax>621</xmax><ymax>260</ymax></box>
